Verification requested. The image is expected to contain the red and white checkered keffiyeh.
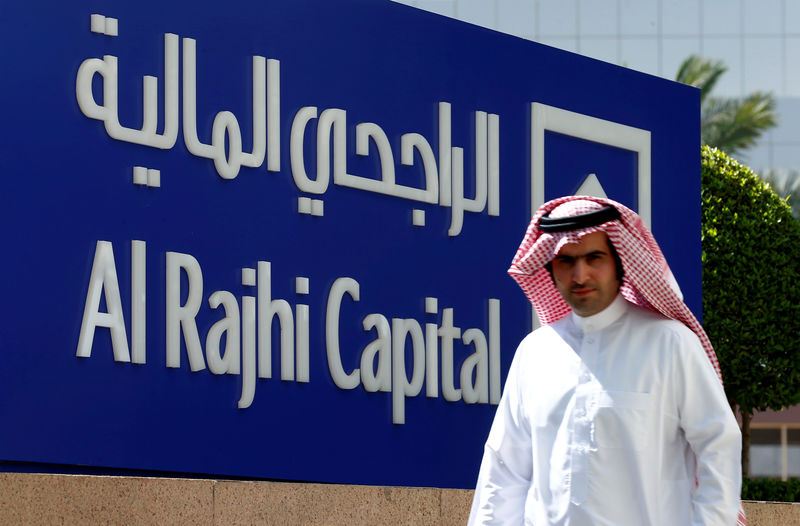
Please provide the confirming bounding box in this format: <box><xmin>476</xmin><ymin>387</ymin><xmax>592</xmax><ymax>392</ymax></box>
<box><xmin>508</xmin><ymin>195</ymin><xmax>746</xmax><ymax>526</ymax></box>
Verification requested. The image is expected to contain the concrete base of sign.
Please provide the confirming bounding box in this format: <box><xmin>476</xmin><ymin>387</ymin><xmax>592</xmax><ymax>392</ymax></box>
<box><xmin>0</xmin><ymin>472</ymin><xmax>796</xmax><ymax>525</ymax></box>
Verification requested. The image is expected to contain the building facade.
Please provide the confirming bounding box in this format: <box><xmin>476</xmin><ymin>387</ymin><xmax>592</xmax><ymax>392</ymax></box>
<box><xmin>394</xmin><ymin>0</ymin><xmax>800</xmax><ymax>177</ymax></box>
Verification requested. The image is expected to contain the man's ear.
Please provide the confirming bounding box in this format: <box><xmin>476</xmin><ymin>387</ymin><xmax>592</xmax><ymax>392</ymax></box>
<box><xmin>608</xmin><ymin>242</ymin><xmax>624</xmax><ymax>281</ymax></box>
<box><xmin>545</xmin><ymin>261</ymin><xmax>556</xmax><ymax>285</ymax></box>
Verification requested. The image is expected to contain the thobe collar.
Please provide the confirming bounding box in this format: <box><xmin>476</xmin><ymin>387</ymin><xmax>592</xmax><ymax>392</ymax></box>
<box><xmin>570</xmin><ymin>293</ymin><xmax>627</xmax><ymax>334</ymax></box>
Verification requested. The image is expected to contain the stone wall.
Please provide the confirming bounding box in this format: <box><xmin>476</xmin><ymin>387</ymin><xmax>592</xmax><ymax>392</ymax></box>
<box><xmin>1</xmin><ymin>473</ymin><xmax>797</xmax><ymax>525</ymax></box>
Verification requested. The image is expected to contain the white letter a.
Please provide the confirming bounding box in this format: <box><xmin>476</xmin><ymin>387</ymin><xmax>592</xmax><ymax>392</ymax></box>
<box><xmin>76</xmin><ymin>241</ymin><xmax>131</xmax><ymax>361</ymax></box>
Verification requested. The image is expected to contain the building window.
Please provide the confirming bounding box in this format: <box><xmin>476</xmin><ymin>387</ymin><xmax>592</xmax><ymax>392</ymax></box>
<box><xmin>750</xmin><ymin>425</ymin><xmax>800</xmax><ymax>480</ymax></box>
<box><xmin>788</xmin><ymin>428</ymin><xmax>800</xmax><ymax>477</ymax></box>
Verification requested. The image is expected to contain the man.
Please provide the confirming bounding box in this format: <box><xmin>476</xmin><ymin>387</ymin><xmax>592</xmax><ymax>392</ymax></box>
<box><xmin>468</xmin><ymin>196</ymin><xmax>743</xmax><ymax>525</ymax></box>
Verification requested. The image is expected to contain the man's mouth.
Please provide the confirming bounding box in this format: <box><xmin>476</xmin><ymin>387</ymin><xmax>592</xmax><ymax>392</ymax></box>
<box><xmin>571</xmin><ymin>286</ymin><xmax>595</xmax><ymax>297</ymax></box>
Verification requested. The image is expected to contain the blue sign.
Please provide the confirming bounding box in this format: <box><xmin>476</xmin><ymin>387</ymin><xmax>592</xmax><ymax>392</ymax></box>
<box><xmin>0</xmin><ymin>0</ymin><xmax>700</xmax><ymax>489</ymax></box>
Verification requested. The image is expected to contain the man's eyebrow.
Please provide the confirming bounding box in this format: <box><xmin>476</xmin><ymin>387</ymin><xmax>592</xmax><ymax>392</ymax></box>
<box><xmin>556</xmin><ymin>249</ymin><xmax>608</xmax><ymax>259</ymax></box>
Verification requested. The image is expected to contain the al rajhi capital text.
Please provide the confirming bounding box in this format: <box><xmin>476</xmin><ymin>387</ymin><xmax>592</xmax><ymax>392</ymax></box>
<box><xmin>75</xmin><ymin>241</ymin><xmax>502</xmax><ymax>424</ymax></box>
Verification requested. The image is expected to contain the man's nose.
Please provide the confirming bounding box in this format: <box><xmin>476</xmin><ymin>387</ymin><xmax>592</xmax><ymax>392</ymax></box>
<box><xmin>573</xmin><ymin>258</ymin><xmax>590</xmax><ymax>284</ymax></box>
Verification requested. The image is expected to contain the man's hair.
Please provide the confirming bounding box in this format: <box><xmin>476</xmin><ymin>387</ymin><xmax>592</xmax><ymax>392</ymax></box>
<box><xmin>544</xmin><ymin>234</ymin><xmax>624</xmax><ymax>283</ymax></box>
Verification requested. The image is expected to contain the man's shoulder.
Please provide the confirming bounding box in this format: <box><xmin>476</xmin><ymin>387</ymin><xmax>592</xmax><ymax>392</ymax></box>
<box><xmin>517</xmin><ymin>316</ymin><xmax>572</xmax><ymax>350</ymax></box>
<box><xmin>625</xmin><ymin>304</ymin><xmax>667</xmax><ymax>324</ymax></box>
<box><xmin>530</xmin><ymin>315</ymin><xmax>573</xmax><ymax>337</ymax></box>
<box><xmin>623</xmin><ymin>302</ymin><xmax>701</xmax><ymax>345</ymax></box>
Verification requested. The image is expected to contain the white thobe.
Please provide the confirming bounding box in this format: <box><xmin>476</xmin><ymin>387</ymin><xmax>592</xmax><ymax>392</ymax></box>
<box><xmin>468</xmin><ymin>294</ymin><xmax>741</xmax><ymax>526</ymax></box>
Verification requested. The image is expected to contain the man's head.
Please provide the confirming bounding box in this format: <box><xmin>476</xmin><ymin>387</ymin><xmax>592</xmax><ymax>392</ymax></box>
<box><xmin>551</xmin><ymin>231</ymin><xmax>621</xmax><ymax>316</ymax></box>
<box><xmin>509</xmin><ymin>195</ymin><xmax>723</xmax><ymax>381</ymax></box>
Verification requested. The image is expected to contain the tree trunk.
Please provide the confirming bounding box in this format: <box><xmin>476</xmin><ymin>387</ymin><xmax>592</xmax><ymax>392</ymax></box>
<box><xmin>740</xmin><ymin>408</ymin><xmax>752</xmax><ymax>478</ymax></box>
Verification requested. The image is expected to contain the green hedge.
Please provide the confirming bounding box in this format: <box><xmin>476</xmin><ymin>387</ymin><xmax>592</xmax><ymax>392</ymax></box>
<box><xmin>701</xmin><ymin>146</ymin><xmax>800</xmax><ymax>415</ymax></box>
<box><xmin>742</xmin><ymin>477</ymin><xmax>800</xmax><ymax>502</ymax></box>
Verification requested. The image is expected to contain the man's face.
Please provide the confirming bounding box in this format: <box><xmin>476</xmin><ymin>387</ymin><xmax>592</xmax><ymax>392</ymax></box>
<box><xmin>551</xmin><ymin>231</ymin><xmax>621</xmax><ymax>317</ymax></box>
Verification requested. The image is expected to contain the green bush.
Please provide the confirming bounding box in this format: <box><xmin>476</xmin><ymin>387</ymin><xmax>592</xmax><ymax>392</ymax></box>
<box><xmin>742</xmin><ymin>477</ymin><xmax>800</xmax><ymax>502</ymax></box>
<box><xmin>701</xmin><ymin>146</ymin><xmax>800</xmax><ymax>415</ymax></box>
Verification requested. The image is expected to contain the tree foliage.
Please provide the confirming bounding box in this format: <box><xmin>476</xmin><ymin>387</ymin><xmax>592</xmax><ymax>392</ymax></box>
<box><xmin>676</xmin><ymin>54</ymin><xmax>726</xmax><ymax>105</ymax></box>
<box><xmin>760</xmin><ymin>169</ymin><xmax>800</xmax><ymax>221</ymax></box>
<box><xmin>701</xmin><ymin>146</ymin><xmax>800</xmax><ymax>416</ymax></box>
<box><xmin>676</xmin><ymin>56</ymin><xmax>777</xmax><ymax>155</ymax></box>
<box><xmin>742</xmin><ymin>478</ymin><xmax>800</xmax><ymax>502</ymax></box>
